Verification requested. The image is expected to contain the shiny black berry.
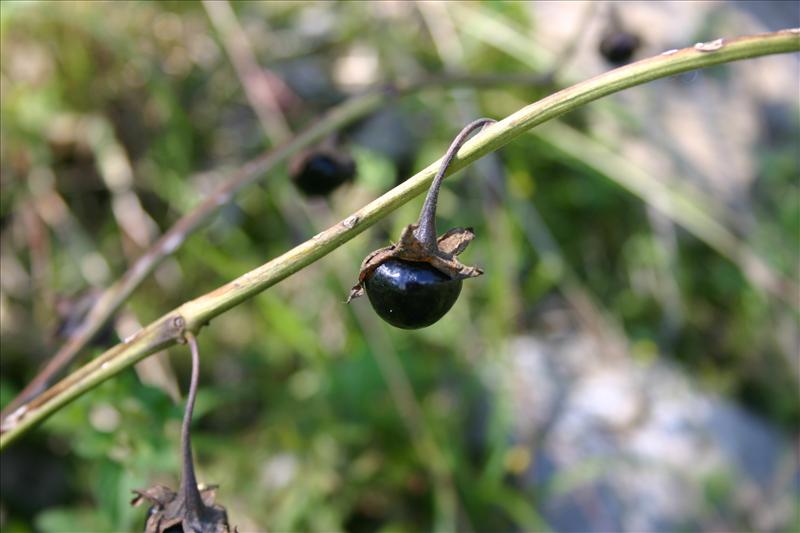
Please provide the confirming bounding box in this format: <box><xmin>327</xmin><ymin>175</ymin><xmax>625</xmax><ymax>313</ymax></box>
<box><xmin>290</xmin><ymin>148</ymin><xmax>355</xmax><ymax>197</ymax></box>
<box><xmin>348</xmin><ymin>118</ymin><xmax>494</xmax><ymax>329</ymax></box>
<box><xmin>365</xmin><ymin>259</ymin><xmax>463</xmax><ymax>329</ymax></box>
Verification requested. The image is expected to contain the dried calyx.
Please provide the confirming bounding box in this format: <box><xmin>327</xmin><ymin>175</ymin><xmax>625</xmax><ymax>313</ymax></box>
<box><xmin>132</xmin><ymin>334</ymin><xmax>232</xmax><ymax>533</ymax></box>
<box><xmin>347</xmin><ymin>118</ymin><xmax>494</xmax><ymax>327</ymax></box>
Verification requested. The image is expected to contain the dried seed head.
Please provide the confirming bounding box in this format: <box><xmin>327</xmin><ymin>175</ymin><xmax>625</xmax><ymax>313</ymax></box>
<box><xmin>131</xmin><ymin>334</ymin><xmax>234</xmax><ymax>533</ymax></box>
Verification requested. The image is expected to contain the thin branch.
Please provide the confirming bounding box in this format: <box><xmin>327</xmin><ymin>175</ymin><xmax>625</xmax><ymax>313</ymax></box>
<box><xmin>2</xmin><ymin>28</ymin><xmax>797</xmax><ymax>450</ymax></box>
<box><xmin>202</xmin><ymin>0</ymin><xmax>294</xmax><ymax>143</ymax></box>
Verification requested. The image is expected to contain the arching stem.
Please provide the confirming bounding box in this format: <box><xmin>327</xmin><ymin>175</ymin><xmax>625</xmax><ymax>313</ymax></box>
<box><xmin>413</xmin><ymin>118</ymin><xmax>496</xmax><ymax>249</ymax></box>
<box><xmin>180</xmin><ymin>332</ymin><xmax>205</xmax><ymax>521</ymax></box>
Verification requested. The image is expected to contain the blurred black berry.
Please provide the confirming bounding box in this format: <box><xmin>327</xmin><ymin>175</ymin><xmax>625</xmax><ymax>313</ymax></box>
<box><xmin>599</xmin><ymin>30</ymin><xmax>641</xmax><ymax>65</ymax></box>
<box><xmin>290</xmin><ymin>145</ymin><xmax>356</xmax><ymax>197</ymax></box>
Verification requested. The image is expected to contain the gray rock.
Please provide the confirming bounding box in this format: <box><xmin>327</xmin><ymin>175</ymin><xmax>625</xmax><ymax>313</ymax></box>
<box><xmin>504</xmin><ymin>334</ymin><xmax>796</xmax><ymax>532</ymax></box>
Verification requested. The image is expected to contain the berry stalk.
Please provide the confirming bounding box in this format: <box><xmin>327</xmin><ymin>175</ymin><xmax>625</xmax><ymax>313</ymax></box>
<box><xmin>413</xmin><ymin>118</ymin><xmax>496</xmax><ymax>248</ymax></box>
<box><xmin>180</xmin><ymin>333</ymin><xmax>206</xmax><ymax>522</ymax></box>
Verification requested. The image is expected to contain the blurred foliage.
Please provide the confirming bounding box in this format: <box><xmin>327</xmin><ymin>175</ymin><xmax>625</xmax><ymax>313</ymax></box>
<box><xmin>0</xmin><ymin>1</ymin><xmax>797</xmax><ymax>531</ymax></box>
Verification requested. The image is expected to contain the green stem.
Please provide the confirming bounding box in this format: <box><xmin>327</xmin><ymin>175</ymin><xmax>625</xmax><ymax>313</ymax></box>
<box><xmin>1</xmin><ymin>28</ymin><xmax>797</xmax><ymax>450</ymax></box>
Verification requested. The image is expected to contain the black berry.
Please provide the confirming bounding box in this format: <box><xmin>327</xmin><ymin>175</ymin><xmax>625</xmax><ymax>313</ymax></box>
<box><xmin>599</xmin><ymin>31</ymin><xmax>640</xmax><ymax>65</ymax></box>
<box><xmin>348</xmin><ymin>118</ymin><xmax>494</xmax><ymax>329</ymax></box>
<box><xmin>365</xmin><ymin>259</ymin><xmax>463</xmax><ymax>329</ymax></box>
<box><xmin>290</xmin><ymin>147</ymin><xmax>355</xmax><ymax>197</ymax></box>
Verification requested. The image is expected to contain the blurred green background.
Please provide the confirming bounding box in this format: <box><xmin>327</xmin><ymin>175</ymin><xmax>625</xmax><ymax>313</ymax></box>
<box><xmin>0</xmin><ymin>1</ymin><xmax>798</xmax><ymax>532</ymax></box>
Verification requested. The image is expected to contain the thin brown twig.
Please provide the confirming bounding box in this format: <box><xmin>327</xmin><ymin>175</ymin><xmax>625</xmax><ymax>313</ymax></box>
<box><xmin>202</xmin><ymin>0</ymin><xmax>293</xmax><ymax>143</ymax></box>
<box><xmin>20</xmin><ymin>201</ymin><xmax>53</xmax><ymax>324</ymax></box>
